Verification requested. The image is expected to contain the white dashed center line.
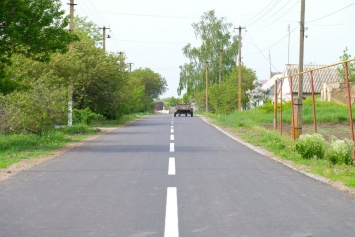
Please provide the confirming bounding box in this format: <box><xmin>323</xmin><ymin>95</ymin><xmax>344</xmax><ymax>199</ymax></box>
<box><xmin>168</xmin><ymin>157</ymin><xmax>176</xmax><ymax>175</ymax></box>
<box><xmin>164</xmin><ymin>187</ymin><xmax>179</xmax><ymax>237</ymax></box>
<box><xmin>170</xmin><ymin>143</ymin><xmax>175</xmax><ymax>152</ymax></box>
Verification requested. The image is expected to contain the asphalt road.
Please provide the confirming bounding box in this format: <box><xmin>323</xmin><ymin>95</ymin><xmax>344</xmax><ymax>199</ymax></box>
<box><xmin>1</xmin><ymin>114</ymin><xmax>355</xmax><ymax>237</ymax></box>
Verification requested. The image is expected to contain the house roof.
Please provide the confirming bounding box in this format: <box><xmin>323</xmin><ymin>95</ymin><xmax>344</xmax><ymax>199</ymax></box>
<box><xmin>261</xmin><ymin>73</ymin><xmax>283</xmax><ymax>91</ymax></box>
<box><xmin>284</xmin><ymin>64</ymin><xmax>342</xmax><ymax>93</ymax></box>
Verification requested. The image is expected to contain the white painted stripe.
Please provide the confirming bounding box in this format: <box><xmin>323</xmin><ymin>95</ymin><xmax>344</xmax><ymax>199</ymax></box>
<box><xmin>170</xmin><ymin>143</ymin><xmax>175</xmax><ymax>152</ymax></box>
<box><xmin>171</xmin><ymin>126</ymin><xmax>174</xmax><ymax>128</ymax></box>
<box><xmin>170</xmin><ymin>134</ymin><xmax>174</xmax><ymax>141</ymax></box>
<box><xmin>168</xmin><ymin>157</ymin><xmax>176</xmax><ymax>175</ymax></box>
<box><xmin>164</xmin><ymin>187</ymin><xmax>179</xmax><ymax>237</ymax></box>
<box><xmin>171</xmin><ymin>129</ymin><xmax>174</xmax><ymax>133</ymax></box>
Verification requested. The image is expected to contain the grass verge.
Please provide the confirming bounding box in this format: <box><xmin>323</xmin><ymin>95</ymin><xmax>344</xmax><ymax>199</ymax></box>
<box><xmin>200</xmin><ymin>101</ymin><xmax>355</xmax><ymax>189</ymax></box>
<box><xmin>0</xmin><ymin>113</ymin><xmax>146</xmax><ymax>169</ymax></box>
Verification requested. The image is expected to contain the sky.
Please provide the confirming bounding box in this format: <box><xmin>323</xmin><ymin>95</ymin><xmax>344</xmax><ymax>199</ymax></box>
<box><xmin>60</xmin><ymin>0</ymin><xmax>355</xmax><ymax>98</ymax></box>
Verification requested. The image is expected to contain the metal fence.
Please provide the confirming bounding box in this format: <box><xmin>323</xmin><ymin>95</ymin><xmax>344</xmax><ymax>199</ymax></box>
<box><xmin>273</xmin><ymin>58</ymin><xmax>355</xmax><ymax>149</ymax></box>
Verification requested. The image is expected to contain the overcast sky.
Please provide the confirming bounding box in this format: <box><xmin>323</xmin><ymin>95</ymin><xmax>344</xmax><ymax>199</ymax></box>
<box><xmin>60</xmin><ymin>0</ymin><xmax>355</xmax><ymax>98</ymax></box>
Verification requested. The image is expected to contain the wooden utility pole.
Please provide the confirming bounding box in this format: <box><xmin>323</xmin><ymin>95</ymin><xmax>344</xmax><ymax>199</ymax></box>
<box><xmin>206</xmin><ymin>62</ymin><xmax>209</xmax><ymax>112</ymax></box>
<box><xmin>100</xmin><ymin>26</ymin><xmax>110</xmax><ymax>51</ymax></box>
<box><xmin>236</xmin><ymin>26</ymin><xmax>245</xmax><ymax>111</ymax></box>
<box><xmin>269</xmin><ymin>50</ymin><xmax>272</xmax><ymax>78</ymax></box>
<box><xmin>127</xmin><ymin>63</ymin><xmax>133</xmax><ymax>72</ymax></box>
<box><xmin>67</xmin><ymin>0</ymin><xmax>76</xmax><ymax>126</ymax></box>
<box><xmin>293</xmin><ymin>0</ymin><xmax>306</xmax><ymax>139</ymax></box>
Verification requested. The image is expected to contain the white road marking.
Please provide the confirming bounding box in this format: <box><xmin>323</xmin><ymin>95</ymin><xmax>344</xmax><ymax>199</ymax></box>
<box><xmin>170</xmin><ymin>143</ymin><xmax>175</xmax><ymax>152</ymax></box>
<box><xmin>171</xmin><ymin>129</ymin><xmax>174</xmax><ymax>133</ymax></box>
<box><xmin>171</xmin><ymin>126</ymin><xmax>174</xmax><ymax>128</ymax></box>
<box><xmin>170</xmin><ymin>134</ymin><xmax>174</xmax><ymax>141</ymax></box>
<box><xmin>168</xmin><ymin>157</ymin><xmax>176</xmax><ymax>175</ymax></box>
<box><xmin>164</xmin><ymin>187</ymin><xmax>179</xmax><ymax>237</ymax></box>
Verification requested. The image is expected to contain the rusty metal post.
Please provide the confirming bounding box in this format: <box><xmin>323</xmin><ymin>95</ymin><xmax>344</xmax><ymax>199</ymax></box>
<box><xmin>274</xmin><ymin>80</ymin><xmax>278</xmax><ymax>130</ymax></box>
<box><xmin>344</xmin><ymin>62</ymin><xmax>355</xmax><ymax>160</ymax></box>
<box><xmin>309</xmin><ymin>70</ymin><xmax>317</xmax><ymax>133</ymax></box>
<box><xmin>289</xmin><ymin>76</ymin><xmax>296</xmax><ymax>139</ymax></box>
<box><xmin>280</xmin><ymin>80</ymin><xmax>283</xmax><ymax>135</ymax></box>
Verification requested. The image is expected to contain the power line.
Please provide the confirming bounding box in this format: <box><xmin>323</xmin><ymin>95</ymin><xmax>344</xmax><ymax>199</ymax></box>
<box><xmin>245</xmin><ymin>25</ymin><xmax>299</xmax><ymax>55</ymax></box>
<box><xmin>110</xmin><ymin>38</ymin><xmax>187</xmax><ymax>45</ymax></box>
<box><xmin>247</xmin><ymin>0</ymin><xmax>283</xmax><ymax>28</ymax></box>
<box><xmin>257</xmin><ymin>0</ymin><xmax>300</xmax><ymax>29</ymax></box>
<box><xmin>93</xmin><ymin>11</ymin><xmax>198</xmax><ymax>20</ymax></box>
<box><xmin>245</xmin><ymin>31</ymin><xmax>281</xmax><ymax>72</ymax></box>
<box><xmin>88</xmin><ymin>0</ymin><xmax>109</xmax><ymax>25</ymax></box>
<box><xmin>307</xmin><ymin>1</ymin><xmax>355</xmax><ymax>23</ymax></box>
<box><xmin>246</xmin><ymin>0</ymin><xmax>279</xmax><ymax>25</ymax></box>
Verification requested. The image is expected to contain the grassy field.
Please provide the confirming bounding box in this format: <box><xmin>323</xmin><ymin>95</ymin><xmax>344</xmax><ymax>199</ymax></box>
<box><xmin>202</xmin><ymin>98</ymin><xmax>355</xmax><ymax>189</ymax></box>
<box><xmin>0</xmin><ymin>113</ymin><xmax>146</xmax><ymax>169</ymax></box>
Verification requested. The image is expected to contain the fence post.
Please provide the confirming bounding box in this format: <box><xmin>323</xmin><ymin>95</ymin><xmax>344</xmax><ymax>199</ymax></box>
<box><xmin>310</xmin><ymin>70</ymin><xmax>317</xmax><ymax>133</ymax></box>
<box><xmin>280</xmin><ymin>80</ymin><xmax>283</xmax><ymax>135</ymax></box>
<box><xmin>274</xmin><ymin>80</ymin><xmax>278</xmax><ymax>130</ymax></box>
<box><xmin>344</xmin><ymin>62</ymin><xmax>355</xmax><ymax>160</ymax></box>
<box><xmin>289</xmin><ymin>76</ymin><xmax>296</xmax><ymax>140</ymax></box>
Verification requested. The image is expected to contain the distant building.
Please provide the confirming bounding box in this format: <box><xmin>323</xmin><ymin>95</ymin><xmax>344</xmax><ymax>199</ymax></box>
<box><xmin>155</xmin><ymin>102</ymin><xmax>164</xmax><ymax>111</ymax></box>
<box><xmin>262</xmin><ymin>64</ymin><xmax>342</xmax><ymax>101</ymax></box>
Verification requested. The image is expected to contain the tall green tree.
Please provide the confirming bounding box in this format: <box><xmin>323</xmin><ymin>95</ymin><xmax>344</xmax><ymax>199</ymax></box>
<box><xmin>0</xmin><ymin>0</ymin><xmax>77</xmax><ymax>79</ymax></box>
<box><xmin>130</xmin><ymin>68</ymin><xmax>168</xmax><ymax>111</ymax></box>
<box><xmin>195</xmin><ymin>65</ymin><xmax>257</xmax><ymax>113</ymax></box>
<box><xmin>178</xmin><ymin>10</ymin><xmax>239</xmax><ymax>97</ymax></box>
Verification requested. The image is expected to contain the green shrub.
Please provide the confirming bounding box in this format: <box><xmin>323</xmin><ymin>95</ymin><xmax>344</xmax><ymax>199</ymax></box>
<box><xmin>295</xmin><ymin>133</ymin><xmax>326</xmax><ymax>159</ymax></box>
<box><xmin>73</xmin><ymin>108</ymin><xmax>105</xmax><ymax>125</ymax></box>
<box><xmin>326</xmin><ymin>138</ymin><xmax>354</xmax><ymax>165</ymax></box>
<box><xmin>0</xmin><ymin>85</ymin><xmax>67</xmax><ymax>134</ymax></box>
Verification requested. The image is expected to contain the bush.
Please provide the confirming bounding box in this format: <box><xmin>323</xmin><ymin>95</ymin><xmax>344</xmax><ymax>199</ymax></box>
<box><xmin>326</xmin><ymin>138</ymin><xmax>354</xmax><ymax>165</ymax></box>
<box><xmin>0</xmin><ymin>85</ymin><xmax>67</xmax><ymax>134</ymax></box>
<box><xmin>295</xmin><ymin>133</ymin><xmax>326</xmax><ymax>159</ymax></box>
<box><xmin>73</xmin><ymin>107</ymin><xmax>105</xmax><ymax>125</ymax></box>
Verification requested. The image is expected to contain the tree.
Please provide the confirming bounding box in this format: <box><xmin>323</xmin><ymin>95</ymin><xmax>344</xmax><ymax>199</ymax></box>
<box><xmin>0</xmin><ymin>0</ymin><xmax>77</xmax><ymax>78</ymax></box>
<box><xmin>246</xmin><ymin>80</ymin><xmax>269</xmax><ymax>108</ymax></box>
<box><xmin>338</xmin><ymin>47</ymin><xmax>355</xmax><ymax>82</ymax></box>
<box><xmin>196</xmin><ymin>65</ymin><xmax>257</xmax><ymax>113</ymax></box>
<box><xmin>130</xmin><ymin>68</ymin><xmax>168</xmax><ymax>111</ymax></box>
<box><xmin>74</xmin><ymin>16</ymin><xmax>102</xmax><ymax>46</ymax></box>
<box><xmin>178</xmin><ymin>10</ymin><xmax>239</xmax><ymax>97</ymax></box>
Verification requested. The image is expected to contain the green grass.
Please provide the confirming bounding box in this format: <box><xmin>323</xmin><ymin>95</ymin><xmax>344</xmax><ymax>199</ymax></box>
<box><xmin>200</xmin><ymin>98</ymin><xmax>355</xmax><ymax>189</ymax></box>
<box><xmin>0</xmin><ymin>114</ymin><xmax>145</xmax><ymax>169</ymax></box>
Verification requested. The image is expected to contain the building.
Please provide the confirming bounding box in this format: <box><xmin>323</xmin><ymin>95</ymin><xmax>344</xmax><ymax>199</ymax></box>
<box><xmin>262</xmin><ymin>64</ymin><xmax>342</xmax><ymax>101</ymax></box>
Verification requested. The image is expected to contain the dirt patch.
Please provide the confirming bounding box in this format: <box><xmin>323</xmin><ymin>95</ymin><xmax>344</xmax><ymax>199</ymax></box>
<box><xmin>0</xmin><ymin>127</ymin><xmax>117</xmax><ymax>182</ymax></box>
<box><xmin>264</xmin><ymin>123</ymin><xmax>352</xmax><ymax>141</ymax></box>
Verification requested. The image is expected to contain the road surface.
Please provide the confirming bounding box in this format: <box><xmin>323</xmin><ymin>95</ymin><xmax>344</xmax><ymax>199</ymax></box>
<box><xmin>1</xmin><ymin>114</ymin><xmax>355</xmax><ymax>237</ymax></box>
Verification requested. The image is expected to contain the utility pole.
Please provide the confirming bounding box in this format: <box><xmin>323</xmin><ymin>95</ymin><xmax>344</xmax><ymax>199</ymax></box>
<box><xmin>269</xmin><ymin>50</ymin><xmax>272</xmax><ymax>78</ymax></box>
<box><xmin>219</xmin><ymin>49</ymin><xmax>222</xmax><ymax>85</ymax></box>
<box><xmin>288</xmin><ymin>24</ymin><xmax>290</xmax><ymax>65</ymax></box>
<box><xmin>294</xmin><ymin>0</ymin><xmax>306</xmax><ymax>139</ymax></box>
<box><xmin>67</xmin><ymin>0</ymin><xmax>76</xmax><ymax>126</ymax></box>
<box><xmin>236</xmin><ymin>26</ymin><xmax>245</xmax><ymax>111</ymax></box>
<box><xmin>99</xmin><ymin>26</ymin><xmax>110</xmax><ymax>52</ymax></box>
<box><xmin>205</xmin><ymin>62</ymin><xmax>209</xmax><ymax>112</ymax></box>
<box><xmin>127</xmin><ymin>63</ymin><xmax>133</xmax><ymax>73</ymax></box>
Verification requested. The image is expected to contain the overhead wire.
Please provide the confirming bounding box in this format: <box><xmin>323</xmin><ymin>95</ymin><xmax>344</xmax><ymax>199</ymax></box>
<box><xmin>245</xmin><ymin>25</ymin><xmax>298</xmax><ymax>55</ymax></box>
<box><xmin>256</xmin><ymin>0</ymin><xmax>300</xmax><ymax>30</ymax></box>
<box><xmin>246</xmin><ymin>0</ymin><xmax>279</xmax><ymax>26</ymax></box>
<box><xmin>247</xmin><ymin>0</ymin><xmax>283</xmax><ymax>28</ymax></box>
<box><xmin>93</xmin><ymin>11</ymin><xmax>198</xmax><ymax>20</ymax></box>
<box><xmin>307</xmin><ymin>1</ymin><xmax>355</xmax><ymax>23</ymax></box>
<box><xmin>245</xmin><ymin>31</ymin><xmax>280</xmax><ymax>72</ymax></box>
